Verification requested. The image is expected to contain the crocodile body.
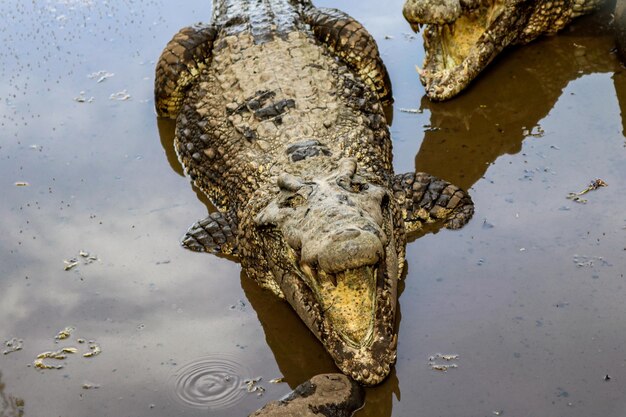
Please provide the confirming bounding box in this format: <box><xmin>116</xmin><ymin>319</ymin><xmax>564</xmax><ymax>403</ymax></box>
<box><xmin>155</xmin><ymin>0</ymin><xmax>473</xmax><ymax>385</ymax></box>
<box><xmin>402</xmin><ymin>0</ymin><xmax>609</xmax><ymax>100</ymax></box>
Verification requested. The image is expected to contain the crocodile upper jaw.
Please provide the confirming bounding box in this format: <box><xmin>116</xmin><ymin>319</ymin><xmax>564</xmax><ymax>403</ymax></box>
<box><xmin>406</xmin><ymin>0</ymin><xmax>513</xmax><ymax>100</ymax></box>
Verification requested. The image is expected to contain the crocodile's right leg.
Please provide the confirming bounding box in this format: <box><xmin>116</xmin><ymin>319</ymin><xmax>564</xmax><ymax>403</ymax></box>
<box><xmin>392</xmin><ymin>172</ymin><xmax>474</xmax><ymax>232</ymax></box>
<box><xmin>154</xmin><ymin>24</ymin><xmax>217</xmax><ymax>119</ymax></box>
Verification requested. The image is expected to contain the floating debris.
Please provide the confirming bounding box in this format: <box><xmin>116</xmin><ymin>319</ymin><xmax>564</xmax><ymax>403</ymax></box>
<box><xmin>429</xmin><ymin>353</ymin><xmax>459</xmax><ymax>362</ymax></box>
<box><xmin>3</xmin><ymin>338</ymin><xmax>23</xmax><ymax>355</ymax></box>
<box><xmin>439</xmin><ymin>354</ymin><xmax>459</xmax><ymax>361</ymax></box>
<box><xmin>64</xmin><ymin>251</ymin><xmax>99</xmax><ymax>270</ymax></box>
<box><xmin>567</xmin><ymin>179</ymin><xmax>608</xmax><ymax>204</ymax></box>
<box><xmin>399</xmin><ymin>108</ymin><xmax>422</xmax><ymax>114</ymax></box>
<box><xmin>34</xmin><ymin>358</ymin><xmax>63</xmax><ymax>370</ymax></box>
<box><xmin>522</xmin><ymin>125</ymin><xmax>544</xmax><ymax>138</ymax></box>
<box><xmin>55</xmin><ymin>326</ymin><xmax>75</xmax><ymax>340</ymax></box>
<box><xmin>429</xmin><ymin>353</ymin><xmax>460</xmax><ymax>372</ymax></box>
<box><xmin>83</xmin><ymin>343</ymin><xmax>101</xmax><ymax>358</ymax></box>
<box><xmin>64</xmin><ymin>259</ymin><xmax>79</xmax><ymax>271</ymax></box>
<box><xmin>88</xmin><ymin>70</ymin><xmax>114</xmax><ymax>83</ymax></box>
<box><xmin>493</xmin><ymin>411</ymin><xmax>504</xmax><ymax>416</ymax></box>
<box><xmin>34</xmin><ymin>348</ymin><xmax>78</xmax><ymax>370</ymax></box>
<box><xmin>423</xmin><ymin>124</ymin><xmax>440</xmax><ymax>132</ymax></box>
<box><xmin>573</xmin><ymin>255</ymin><xmax>611</xmax><ymax>268</ymax></box>
<box><xmin>79</xmin><ymin>250</ymin><xmax>99</xmax><ymax>264</ymax></box>
<box><xmin>34</xmin><ymin>329</ymin><xmax>101</xmax><ymax>370</ymax></box>
<box><xmin>74</xmin><ymin>91</ymin><xmax>94</xmax><ymax>103</ymax></box>
<box><xmin>269</xmin><ymin>377</ymin><xmax>285</xmax><ymax>384</ymax></box>
<box><xmin>429</xmin><ymin>363</ymin><xmax>458</xmax><ymax>372</ymax></box>
<box><xmin>245</xmin><ymin>377</ymin><xmax>265</xmax><ymax>396</ymax></box>
<box><xmin>14</xmin><ymin>181</ymin><xmax>29</xmax><ymax>187</ymax></box>
<box><xmin>110</xmin><ymin>90</ymin><xmax>131</xmax><ymax>101</ymax></box>
<box><xmin>82</xmin><ymin>382</ymin><xmax>101</xmax><ymax>390</ymax></box>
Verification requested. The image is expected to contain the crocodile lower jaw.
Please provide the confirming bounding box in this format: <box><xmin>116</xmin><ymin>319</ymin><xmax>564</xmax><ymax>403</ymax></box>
<box><xmin>289</xmin><ymin>243</ymin><xmax>398</xmax><ymax>385</ymax></box>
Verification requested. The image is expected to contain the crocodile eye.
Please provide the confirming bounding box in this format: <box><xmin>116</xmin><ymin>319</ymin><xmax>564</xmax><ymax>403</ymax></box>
<box><xmin>337</xmin><ymin>176</ymin><xmax>369</xmax><ymax>193</ymax></box>
<box><xmin>279</xmin><ymin>193</ymin><xmax>307</xmax><ymax>209</ymax></box>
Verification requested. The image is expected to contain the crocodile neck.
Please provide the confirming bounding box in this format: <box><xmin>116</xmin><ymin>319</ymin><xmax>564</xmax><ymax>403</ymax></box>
<box><xmin>212</xmin><ymin>0</ymin><xmax>312</xmax><ymax>42</ymax></box>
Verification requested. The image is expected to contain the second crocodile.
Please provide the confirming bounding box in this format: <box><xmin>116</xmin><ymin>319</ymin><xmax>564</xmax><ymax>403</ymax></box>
<box><xmin>155</xmin><ymin>0</ymin><xmax>473</xmax><ymax>385</ymax></box>
<box><xmin>403</xmin><ymin>0</ymin><xmax>609</xmax><ymax>100</ymax></box>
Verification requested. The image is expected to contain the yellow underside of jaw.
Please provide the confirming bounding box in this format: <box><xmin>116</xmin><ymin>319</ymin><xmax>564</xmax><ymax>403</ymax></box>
<box><xmin>314</xmin><ymin>267</ymin><xmax>377</xmax><ymax>347</ymax></box>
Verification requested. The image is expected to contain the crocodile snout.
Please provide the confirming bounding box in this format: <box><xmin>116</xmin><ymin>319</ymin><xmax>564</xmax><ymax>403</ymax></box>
<box><xmin>304</xmin><ymin>226</ymin><xmax>383</xmax><ymax>274</ymax></box>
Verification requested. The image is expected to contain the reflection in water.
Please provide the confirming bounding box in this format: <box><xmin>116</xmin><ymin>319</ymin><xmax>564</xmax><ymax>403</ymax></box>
<box><xmin>157</xmin><ymin>118</ymin><xmax>184</xmax><ymax>178</ymax></box>
<box><xmin>158</xmin><ymin>117</ymin><xmax>220</xmax><ymax>212</ymax></box>
<box><xmin>169</xmin><ymin>354</ymin><xmax>252</xmax><ymax>410</ymax></box>
<box><xmin>414</xmin><ymin>9</ymin><xmax>624</xmax><ymax>190</ymax></box>
<box><xmin>0</xmin><ymin>373</ymin><xmax>23</xmax><ymax>417</ymax></box>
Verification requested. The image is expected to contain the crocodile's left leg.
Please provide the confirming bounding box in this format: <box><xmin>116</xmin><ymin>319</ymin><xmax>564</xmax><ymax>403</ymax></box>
<box><xmin>303</xmin><ymin>7</ymin><xmax>393</xmax><ymax>104</ymax></box>
<box><xmin>393</xmin><ymin>172</ymin><xmax>474</xmax><ymax>232</ymax></box>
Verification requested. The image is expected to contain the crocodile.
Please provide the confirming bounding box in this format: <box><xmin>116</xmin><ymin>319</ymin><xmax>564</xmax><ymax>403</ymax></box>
<box><xmin>402</xmin><ymin>0</ymin><xmax>609</xmax><ymax>100</ymax></box>
<box><xmin>155</xmin><ymin>0</ymin><xmax>473</xmax><ymax>385</ymax></box>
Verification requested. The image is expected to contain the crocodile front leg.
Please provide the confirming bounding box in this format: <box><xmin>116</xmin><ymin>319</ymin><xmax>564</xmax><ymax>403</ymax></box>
<box><xmin>393</xmin><ymin>172</ymin><xmax>474</xmax><ymax>232</ymax></box>
<box><xmin>182</xmin><ymin>211</ymin><xmax>238</xmax><ymax>256</ymax></box>
<box><xmin>303</xmin><ymin>7</ymin><xmax>393</xmax><ymax>104</ymax></box>
<box><xmin>155</xmin><ymin>24</ymin><xmax>218</xmax><ymax>119</ymax></box>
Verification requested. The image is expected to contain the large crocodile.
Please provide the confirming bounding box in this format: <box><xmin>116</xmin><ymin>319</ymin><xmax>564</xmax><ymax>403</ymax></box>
<box><xmin>155</xmin><ymin>0</ymin><xmax>473</xmax><ymax>385</ymax></box>
<box><xmin>402</xmin><ymin>0</ymin><xmax>611</xmax><ymax>100</ymax></box>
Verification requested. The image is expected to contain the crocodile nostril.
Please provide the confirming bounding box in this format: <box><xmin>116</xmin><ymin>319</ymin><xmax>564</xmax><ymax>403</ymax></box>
<box><xmin>361</xmin><ymin>224</ymin><xmax>382</xmax><ymax>239</ymax></box>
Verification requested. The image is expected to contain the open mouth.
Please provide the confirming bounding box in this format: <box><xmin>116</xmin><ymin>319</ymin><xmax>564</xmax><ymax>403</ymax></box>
<box><xmin>410</xmin><ymin>0</ymin><xmax>508</xmax><ymax>100</ymax></box>
<box><xmin>300</xmin><ymin>264</ymin><xmax>379</xmax><ymax>348</ymax></box>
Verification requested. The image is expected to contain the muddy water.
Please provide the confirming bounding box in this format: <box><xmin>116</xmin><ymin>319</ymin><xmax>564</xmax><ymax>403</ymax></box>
<box><xmin>1</xmin><ymin>1</ymin><xmax>625</xmax><ymax>416</ymax></box>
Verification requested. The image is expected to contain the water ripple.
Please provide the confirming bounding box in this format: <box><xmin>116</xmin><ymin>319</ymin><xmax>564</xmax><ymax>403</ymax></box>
<box><xmin>169</xmin><ymin>354</ymin><xmax>251</xmax><ymax>410</ymax></box>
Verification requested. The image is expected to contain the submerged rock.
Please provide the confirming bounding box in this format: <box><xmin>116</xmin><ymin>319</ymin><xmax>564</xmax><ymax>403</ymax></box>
<box><xmin>249</xmin><ymin>374</ymin><xmax>364</xmax><ymax>417</ymax></box>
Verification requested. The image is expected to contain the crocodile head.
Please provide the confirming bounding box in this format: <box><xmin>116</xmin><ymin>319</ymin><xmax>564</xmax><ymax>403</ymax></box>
<box><xmin>403</xmin><ymin>0</ymin><xmax>531</xmax><ymax>100</ymax></box>
<box><xmin>253</xmin><ymin>158</ymin><xmax>402</xmax><ymax>385</ymax></box>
